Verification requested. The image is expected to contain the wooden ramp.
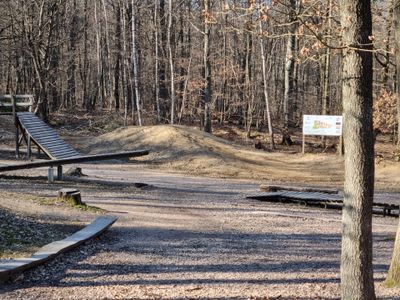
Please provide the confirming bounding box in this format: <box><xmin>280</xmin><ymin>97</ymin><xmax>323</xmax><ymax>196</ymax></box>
<box><xmin>17</xmin><ymin>112</ymin><xmax>81</xmax><ymax>159</ymax></box>
<box><xmin>248</xmin><ymin>190</ymin><xmax>400</xmax><ymax>217</ymax></box>
<box><xmin>1</xmin><ymin>111</ymin><xmax>150</xmax><ymax>180</ymax></box>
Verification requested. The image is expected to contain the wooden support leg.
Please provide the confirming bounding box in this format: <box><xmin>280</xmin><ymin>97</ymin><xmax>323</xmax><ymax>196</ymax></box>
<box><xmin>15</xmin><ymin>125</ymin><xmax>20</xmax><ymax>159</ymax></box>
<box><xmin>48</xmin><ymin>167</ymin><xmax>54</xmax><ymax>183</ymax></box>
<box><xmin>27</xmin><ymin>136</ymin><xmax>32</xmax><ymax>160</ymax></box>
<box><xmin>57</xmin><ymin>166</ymin><xmax>63</xmax><ymax>181</ymax></box>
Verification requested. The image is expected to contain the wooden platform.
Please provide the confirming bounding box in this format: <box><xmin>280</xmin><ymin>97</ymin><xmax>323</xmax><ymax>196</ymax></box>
<box><xmin>248</xmin><ymin>191</ymin><xmax>399</xmax><ymax>217</ymax></box>
<box><xmin>17</xmin><ymin>112</ymin><xmax>81</xmax><ymax>159</ymax></box>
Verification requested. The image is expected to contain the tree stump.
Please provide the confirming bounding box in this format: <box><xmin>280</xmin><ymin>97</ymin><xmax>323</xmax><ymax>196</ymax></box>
<box><xmin>65</xmin><ymin>167</ymin><xmax>87</xmax><ymax>177</ymax></box>
<box><xmin>254</xmin><ymin>140</ymin><xmax>263</xmax><ymax>149</ymax></box>
<box><xmin>58</xmin><ymin>188</ymin><xmax>84</xmax><ymax>206</ymax></box>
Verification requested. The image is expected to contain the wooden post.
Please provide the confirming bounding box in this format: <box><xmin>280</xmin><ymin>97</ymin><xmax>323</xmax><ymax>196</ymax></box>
<box><xmin>57</xmin><ymin>165</ymin><xmax>63</xmax><ymax>181</ymax></box>
<box><xmin>12</xmin><ymin>95</ymin><xmax>20</xmax><ymax>159</ymax></box>
<box><xmin>338</xmin><ymin>135</ymin><xmax>344</xmax><ymax>156</ymax></box>
<box><xmin>27</xmin><ymin>135</ymin><xmax>32</xmax><ymax>160</ymax></box>
<box><xmin>302</xmin><ymin>134</ymin><xmax>306</xmax><ymax>154</ymax></box>
<box><xmin>48</xmin><ymin>167</ymin><xmax>54</xmax><ymax>183</ymax></box>
<box><xmin>15</xmin><ymin>125</ymin><xmax>20</xmax><ymax>159</ymax></box>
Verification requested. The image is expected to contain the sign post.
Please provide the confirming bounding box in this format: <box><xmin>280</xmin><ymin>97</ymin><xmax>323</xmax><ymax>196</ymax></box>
<box><xmin>302</xmin><ymin>115</ymin><xmax>343</xmax><ymax>154</ymax></box>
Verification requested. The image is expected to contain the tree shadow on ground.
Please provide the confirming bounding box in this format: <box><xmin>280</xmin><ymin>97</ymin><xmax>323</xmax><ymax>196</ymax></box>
<box><xmin>0</xmin><ymin>226</ymin><xmax>390</xmax><ymax>295</ymax></box>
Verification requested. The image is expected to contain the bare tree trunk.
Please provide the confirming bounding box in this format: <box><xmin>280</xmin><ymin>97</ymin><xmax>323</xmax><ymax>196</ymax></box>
<box><xmin>385</xmin><ymin>0</ymin><xmax>400</xmax><ymax>286</ymax></box>
<box><xmin>395</xmin><ymin>0</ymin><xmax>400</xmax><ymax>146</ymax></box>
<box><xmin>101</xmin><ymin>0</ymin><xmax>113</xmax><ymax>110</ymax></box>
<box><xmin>167</xmin><ymin>0</ymin><xmax>175</xmax><ymax>124</ymax></box>
<box><xmin>121</xmin><ymin>1</ymin><xmax>128</xmax><ymax>125</ymax></box>
<box><xmin>321</xmin><ymin>0</ymin><xmax>332</xmax><ymax>147</ymax></box>
<box><xmin>259</xmin><ymin>19</ymin><xmax>275</xmax><ymax>150</ymax></box>
<box><xmin>340</xmin><ymin>0</ymin><xmax>376</xmax><ymax>298</ymax></box>
<box><xmin>386</xmin><ymin>218</ymin><xmax>400</xmax><ymax>287</ymax></box>
<box><xmin>282</xmin><ymin>0</ymin><xmax>296</xmax><ymax>145</ymax></box>
<box><xmin>131</xmin><ymin>0</ymin><xmax>142</xmax><ymax>126</ymax></box>
<box><xmin>82</xmin><ymin>0</ymin><xmax>90</xmax><ymax>110</ymax></box>
<box><xmin>245</xmin><ymin>2</ymin><xmax>254</xmax><ymax>139</ymax></box>
<box><xmin>203</xmin><ymin>0</ymin><xmax>212</xmax><ymax>133</ymax></box>
<box><xmin>178</xmin><ymin>56</ymin><xmax>192</xmax><ymax>123</ymax></box>
<box><xmin>66</xmin><ymin>0</ymin><xmax>78</xmax><ymax>109</ymax></box>
<box><xmin>154</xmin><ymin>0</ymin><xmax>161</xmax><ymax>123</ymax></box>
<box><xmin>94</xmin><ymin>0</ymin><xmax>103</xmax><ymax>110</ymax></box>
<box><xmin>114</xmin><ymin>3</ymin><xmax>122</xmax><ymax>112</ymax></box>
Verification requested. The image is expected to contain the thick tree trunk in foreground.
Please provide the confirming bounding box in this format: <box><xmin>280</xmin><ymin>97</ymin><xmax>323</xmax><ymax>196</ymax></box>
<box><xmin>395</xmin><ymin>0</ymin><xmax>400</xmax><ymax>146</ymax></box>
<box><xmin>386</xmin><ymin>219</ymin><xmax>400</xmax><ymax>287</ymax></box>
<box><xmin>386</xmin><ymin>0</ymin><xmax>400</xmax><ymax>287</ymax></box>
<box><xmin>340</xmin><ymin>0</ymin><xmax>376</xmax><ymax>299</ymax></box>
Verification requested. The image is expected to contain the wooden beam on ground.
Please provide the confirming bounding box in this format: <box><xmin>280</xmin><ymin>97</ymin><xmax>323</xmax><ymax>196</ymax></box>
<box><xmin>260</xmin><ymin>184</ymin><xmax>339</xmax><ymax>194</ymax></box>
<box><xmin>0</xmin><ymin>149</ymin><xmax>150</xmax><ymax>172</ymax></box>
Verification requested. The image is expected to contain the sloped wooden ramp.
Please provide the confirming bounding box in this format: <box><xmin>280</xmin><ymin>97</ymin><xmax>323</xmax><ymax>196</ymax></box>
<box><xmin>0</xmin><ymin>111</ymin><xmax>150</xmax><ymax>180</ymax></box>
<box><xmin>17</xmin><ymin>112</ymin><xmax>81</xmax><ymax>160</ymax></box>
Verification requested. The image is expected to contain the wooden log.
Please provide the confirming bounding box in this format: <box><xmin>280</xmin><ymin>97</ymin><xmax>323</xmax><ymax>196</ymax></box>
<box><xmin>0</xmin><ymin>149</ymin><xmax>150</xmax><ymax>172</ymax></box>
<box><xmin>260</xmin><ymin>184</ymin><xmax>339</xmax><ymax>194</ymax></box>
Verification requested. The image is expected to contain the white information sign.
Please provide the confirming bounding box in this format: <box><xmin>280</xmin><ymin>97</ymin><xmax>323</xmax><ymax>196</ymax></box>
<box><xmin>303</xmin><ymin>115</ymin><xmax>343</xmax><ymax>136</ymax></box>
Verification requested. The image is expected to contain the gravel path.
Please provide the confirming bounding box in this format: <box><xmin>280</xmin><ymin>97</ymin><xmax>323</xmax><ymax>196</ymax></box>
<box><xmin>0</xmin><ymin>164</ymin><xmax>399</xmax><ymax>299</ymax></box>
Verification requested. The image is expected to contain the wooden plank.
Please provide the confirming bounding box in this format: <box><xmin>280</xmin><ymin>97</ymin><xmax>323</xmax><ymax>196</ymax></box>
<box><xmin>23</xmin><ymin>129</ymin><xmax>59</xmax><ymax>136</ymax></box>
<box><xmin>46</xmin><ymin>148</ymin><xmax>79</xmax><ymax>154</ymax></box>
<box><xmin>44</xmin><ymin>144</ymin><xmax>77</xmax><ymax>151</ymax></box>
<box><xmin>0</xmin><ymin>216</ymin><xmax>117</xmax><ymax>283</ymax></box>
<box><xmin>247</xmin><ymin>192</ymin><xmax>399</xmax><ymax>217</ymax></box>
<box><xmin>0</xmin><ymin>149</ymin><xmax>150</xmax><ymax>172</ymax></box>
<box><xmin>19</xmin><ymin>121</ymin><xmax>48</xmax><ymax>127</ymax></box>
<box><xmin>18</xmin><ymin>118</ymin><xmax>38</xmax><ymax>123</ymax></box>
<box><xmin>46</xmin><ymin>146</ymin><xmax>78</xmax><ymax>152</ymax></box>
<box><xmin>260</xmin><ymin>184</ymin><xmax>339</xmax><ymax>194</ymax></box>
<box><xmin>27</xmin><ymin>128</ymin><xmax>59</xmax><ymax>134</ymax></box>
<box><xmin>48</xmin><ymin>150</ymin><xmax>80</xmax><ymax>158</ymax></box>
<box><xmin>30</xmin><ymin>134</ymin><xmax>63</xmax><ymax>141</ymax></box>
<box><xmin>36</xmin><ymin>143</ymin><xmax>75</xmax><ymax>150</ymax></box>
<box><xmin>0</xmin><ymin>95</ymin><xmax>13</xmax><ymax>100</ymax></box>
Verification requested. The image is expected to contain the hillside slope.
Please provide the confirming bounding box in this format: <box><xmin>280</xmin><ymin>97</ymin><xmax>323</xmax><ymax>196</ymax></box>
<box><xmin>87</xmin><ymin>125</ymin><xmax>346</xmax><ymax>186</ymax></box>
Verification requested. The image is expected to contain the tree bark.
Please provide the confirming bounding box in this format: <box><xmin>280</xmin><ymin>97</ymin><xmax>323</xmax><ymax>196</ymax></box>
<box><xmin>154</xmin><ymin>0</ymin><xmax>161</xmax><ymax>123</ymax></box>
<box><xmin>114</xmin><ymin>3</ymin><xmax>122</xmax><ymax>112</ymax></box>
<box><xmin>94</xmin><ymin>0</ymin><xmax>103</xmax><ymax>110</ymax></box>
<box><xmin>203</xmin><ymin>0</ymin><xmax>212</xmax><ymax>133</ymax></box>
<box><xmin>386</xmin><ymin>218</ymin><xmax>400</xmax><ymax>287</ymax></box>
<box><xmin>101</xmin><ymin>0</ymin><xmax>113</xmax><ymax>111</ymax></box>
<box><xmin>385</xmin><ymin>0</ymin><xmax>400</xmax><ymax>288</ymax></box>
<box><xmin>259</xmin><ymin>18</ymin><xmax>275</xmax><ymax>150</ymax></box>
<box><xmin>340</xmin><ymin>0</ymin><xmax>376</xmax><ymax>298</ymax></box>
<box><xmin>131</xmin><ymin>0</ymin><xmax>142</xmax><ymax>126</ymax></box>
<box><xmin>282</xmin><ymin>0</ymin><xmax>296</xmax><ymax>145</ymax></box>
<box><xmin>167</xmin><ymin>0</ymin><xmax>175</xmax><ymax>124</ymax></box>
<box><xmin>395</xmin><ymin>0</ymin><xmax>400</xmax><ymax>146</ymax></box>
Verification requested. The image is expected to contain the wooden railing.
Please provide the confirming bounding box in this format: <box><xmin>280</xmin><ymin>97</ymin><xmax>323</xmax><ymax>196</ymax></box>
<box><xmin>0</xmin><ymin>94</ymin><xmax>34</xmax><ymax>115</ymax></box>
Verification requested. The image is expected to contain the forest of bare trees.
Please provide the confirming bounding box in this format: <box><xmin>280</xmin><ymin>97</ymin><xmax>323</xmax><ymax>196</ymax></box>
<box><xmin>0</xmin><ymin>0</ymin><xmax>398</xmax><ymax>143</ymax></box>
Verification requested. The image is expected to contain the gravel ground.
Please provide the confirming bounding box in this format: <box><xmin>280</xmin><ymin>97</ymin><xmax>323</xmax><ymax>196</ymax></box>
<box><xmin>0</xmin><ymin>164</ymin><xmax>399</xmax><ymax>299</ymax></box>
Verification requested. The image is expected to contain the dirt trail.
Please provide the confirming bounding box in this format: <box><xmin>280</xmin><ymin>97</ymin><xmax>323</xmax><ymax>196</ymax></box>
<box><xmin>0</xmin><ymin>166</ymin><xmax>399</xmax><ymax>299</ymax></box>
<box><xmin>86</xmin><ymin>125</ymin><xmax>399</xmax><ymax>191</ymax></box>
